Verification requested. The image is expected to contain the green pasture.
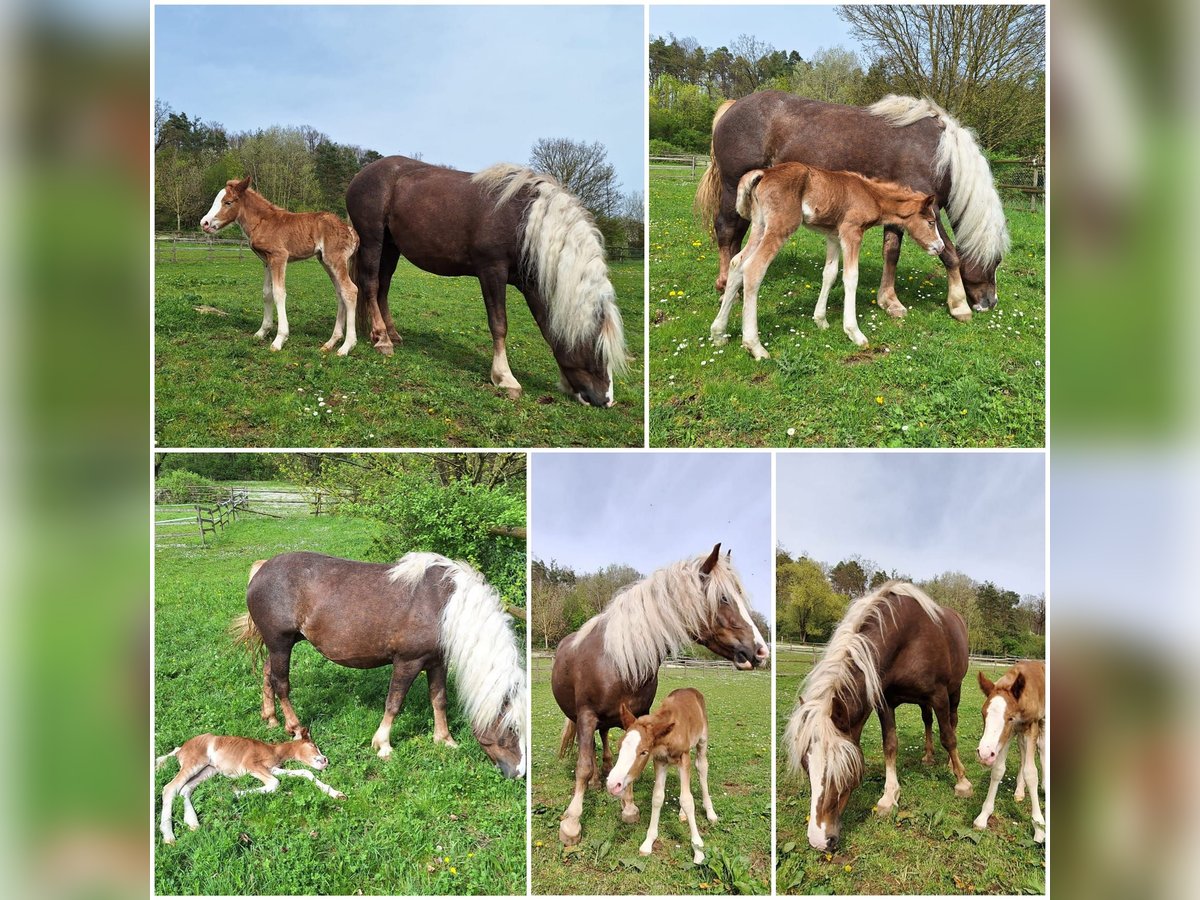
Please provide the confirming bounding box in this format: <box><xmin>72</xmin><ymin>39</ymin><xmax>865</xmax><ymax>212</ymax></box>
<box><xmin>154</xmin><ymin>512</ymin><xmax>525</xmax><ymax>895</ymax></box>
<box><xmin>531</xmin><ymin>660</ymin><xmax>771</xmax><ymax>895</ymax></box>
<box><xmin>649</xmin><ymin>172</ymin><xmax>1045</xmax><ymax>447</ymax></box>
<box><xmin>154</xmin><ymin>254</ymin><xmax>644</xmax><ymax>448</ymax></box>
<box><xmin>775</xmin><ymin>649</ymin><xmax>1046</xmax><ymax>895</ymax></box>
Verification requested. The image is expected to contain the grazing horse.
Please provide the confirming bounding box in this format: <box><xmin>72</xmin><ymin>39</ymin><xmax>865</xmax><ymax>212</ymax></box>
<box><xmin>156</xmin><ymin>727</ymin><xmax>343</xmax><ymax>844</ymax></box>
<box><xmin>231</xmin><ymin>551</ymin><xmax>527</xmax><ymax>778</ymax></box>
<box><xmin>200</xmin><ymin>176</ymin><xmax>360</xmax><ymax>355</ymax></box>
<box><xmin>975</xmin><ymin>661</ymin><xmax>1047</xmax><ymax>843</ymax></box>
<box><xmin>710</xmin><ymin>162</ymin><xmax>946</xmax><ymax>354</ymax></box>
<box><xmin>784</xmin><ymin>581</ymin><xmax>972</xmax><ymax>851</ymax></box>
<box><xmin>606</xmin><ymin>689</ymin><xmax>717</xmax><ymax>864</ymax></box>
<box><xmin>696</xmin><ymin>92</ymin><xmax>1010</xmax><ymax>319</ymax></box>
<box><xmin>552</xmin><ymin>543</ymin><xmax>769</xmax><ymax>845</ymax></box>
<box><xmin>345</xmin><ymin>156</ymin><xmax>627</xmax><ymax>406</ymax></box>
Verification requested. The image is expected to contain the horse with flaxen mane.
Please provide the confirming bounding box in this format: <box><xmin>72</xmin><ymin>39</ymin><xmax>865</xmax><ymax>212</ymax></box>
<box><xmin>784</xmin><ymin>581</ymin><xmax>972</xmax><ymax>851</ymax></box>
<box><xmin>551</xmin><ymin>543</ymin><xmax>768</xmax><ymax>846</ymax></box>
<box><xmin>346</xmin><ymin>156</ymin><xmax>628</xmax><ymax>406</ymax></box>
<box><xmin>696</xmin><ymin>92</ymin><xmax>1010</xmax><ymax>321</ymax></box>
<box><xmin>231</xmin><ymin>551</ymin><xmax>527</xmax><ymax>778</ymax></box>
<box><xmin>200</xmin><ymin>176</ymin><xmax>360</xmax><ymax>355</ymax></box>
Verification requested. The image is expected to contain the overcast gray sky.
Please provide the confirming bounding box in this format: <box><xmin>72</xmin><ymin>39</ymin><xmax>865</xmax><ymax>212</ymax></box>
<box><xmin>155</xmin><ymin>5</ymin><xmax>644</xmax><ymax>198</ymax></box>
<box><xmin>531</xmin><ymin>452</ymin><xmax>772</xmax><ymax>615</ymax></box>
<box><xmin>777</xmin><ymin>453</ymin><xmax>1045</xmax><ymax>597</ymax></box>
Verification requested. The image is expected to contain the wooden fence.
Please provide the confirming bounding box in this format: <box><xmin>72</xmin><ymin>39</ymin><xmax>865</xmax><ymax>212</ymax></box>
<box><xmin>155</xmin><ymin>489</ymin><xmax>249</xmax><ymax>545</ymax></box>
<box><xmin>776</xmin><ymin>642</ymin><xmax>1033</xmax><ymax>669</ymax></box>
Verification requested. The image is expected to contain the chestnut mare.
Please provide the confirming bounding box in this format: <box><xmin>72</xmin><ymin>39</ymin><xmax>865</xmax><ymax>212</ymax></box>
<box><xmin>696</xmin><ymin>92</ymin><xmax>1010</xmax><ymax>319</ymax></box>
<box><xmin>231</xmin><ymin>551</ymin><xmax>527</xmax><ymax>778</ymax></box>
<box><xmin>606</xmin><ymin>689</ymin><xmax>717</xmax><ymax>865</ymax></box>
<box><xmin>551</xmin><ymin>543</ymin><xmax>768</xmax><ymax>845</ymax></box>
<box><xmin>975</xmin><ymin>661</ymin><xmax>1047</xmax><ymax>843</ymax></box>
<box><xmin>157</xmin><ymin>726</ymin><xmax>343</xmax><ymax>844</ymax></box>
<box><xmin>784</xmin><ymin>581</ymin><xmax>971</xmax><ymax>851</ymax></box>
<box><xmin>346</xmin><ymin>156</ymin><xmax>628</xmax><ymax>406</ymax></box>
<box><xmin>200</xmin><ymin>176</ymin><xmax>360</xmax><ymax>355</ymax></box>
<box><xmin>709</xmin><ymin>162</ymin><xmax>945</xmax><ymax>354</ymax></box>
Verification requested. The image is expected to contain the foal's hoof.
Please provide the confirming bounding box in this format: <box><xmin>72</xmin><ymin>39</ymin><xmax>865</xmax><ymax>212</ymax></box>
<box><xmin>559</xmin><ymin>817</ymin><xmax>581</xmax><ymax>846</ymax></box>
<box><xmin>973</xmin><ymin>814</ymin><xmax>990</xmax><ymax>831</ymax></box>
<box><xmin>621</xmin><ymin>804</ymin><xmax>640</xmax><ymax>824</ymax></box>
<box><xmin>331</xmin><ymin>790</ymin><xmax>347</xmax><ymax>800</ymax></box>
<box><xmin>954</xmin><ymin>779</ymin><xmax>974</xmax><ymax>798</ymax></box>
<box><xmin>504</xmin><ymin>387</ymin><xmax>522</xmax><ymax>401</ymax></box>
<box><xmin>885</xmin><ymin>302</ymin><xmax>908</xmax><ymax>318</ymax></box>
<box><xmin>375</xmin><ymin>744</ymin><xmax>393</xmax><ymax>760</ymax></box>
<box><xmin>710</xmin><ymin>331</ymin><xmax>728</xmax><ymax>347</ymax></box>
<box><xmin>162</xmin><ymin>835</ymin><xmax>175</xmax><ymax>845</ymax></box>
<box><xmin>950</xmin><ymin>307</ymin><xmax>973</xmax><ymax>323</ymax></box>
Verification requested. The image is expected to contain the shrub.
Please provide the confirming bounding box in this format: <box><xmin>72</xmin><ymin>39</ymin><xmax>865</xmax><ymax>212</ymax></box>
<box><xmin>155</xmin><ymin>469</ymin><xmax>220</xmax><ymax>503</ymax></box>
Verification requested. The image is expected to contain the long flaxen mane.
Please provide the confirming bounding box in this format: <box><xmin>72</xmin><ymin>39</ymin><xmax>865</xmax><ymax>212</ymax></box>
<box><xmin>388</xmin><ymin>552</ymin><xmax>528</xmax><ymax>744</ymax></box>
<box><xmin>868</xmin><ymin>95</ymin><xmax>1010</xmax><ymax>269</ymax></box>
<box><xmin>470</xmin><ymin>164</ymin><xmax>628</xmax><ymax>376</ymax></box>
<box><xmin>578</xmin><ymin>551</ymin><xmax>750</xmax><ymax>685</ymax></box>
<box><xmin>785</xmin><ymin>581</ymin><xmax>944</xmax><ymax>793</ymax></box>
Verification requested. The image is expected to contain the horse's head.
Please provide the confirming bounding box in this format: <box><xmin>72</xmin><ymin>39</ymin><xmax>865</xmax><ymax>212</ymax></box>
<box><xmin>977</xmin><ymin>670</ymin><xmax>1025</xmax><ymax>765</ymax></box>
<box><xmin>605</xmin><ymin>702</ymin><xmax>673</xmax><ymax>796</ymax></box>
<box><xmin>554</xmin><ymin>306</ymin><xmax>626</xmax><ymax>408</ymax></box>
<box><xmin>291</xmin><ymin>727</ymin><xmax>330</xmax><ymax>771</ymax></box>
<box><xmin>695</xmin><ymin>543</ymin><xmax>770</xmax><ymax>670</ymax></box>
<box><xmin>472</xmin><ymin>699</ymin><xmax>526</xmax><ymax>779</ymax></box>
<box><xmin>201</xmin><ymin>176</ymin><xmax>251</xmax><ymax>234</ymax></box>
<box><xmin>790</xmin><ymin>697</ymin><xmax>864</xmax><ymax>852</ymax></box>
<box><xmin>896</xmin><ymin>193</ymin><xmax>946</xmax><ymax>258</ymax></box>
<box><xmin>961</xmin><ymin>254</ymin><xmax>1001</xmax><ymax>311</ymax></box>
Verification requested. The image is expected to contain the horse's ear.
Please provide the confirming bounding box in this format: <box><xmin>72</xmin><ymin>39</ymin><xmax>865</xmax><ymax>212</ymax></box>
<box><xmin>830</xmin><ymin>695</ymin><xmax>851</xmax><ymax>733</ymax></box>
<box><xmin>1010</xmin><ymin>672</ymin><xmax>1025</xmax><ymax>701</ymax></box>
<box><xmin>654</xmin><ymin>720</ymin><xmax>676</xmax><ymax>741</ymax></box>
<box><xmin>619</xmin><ymin>702</ymin><xmax>636</xmax><ymax>730</ymax></box>
<box><xmin>234</xmin><ymin>175</ymin><xmax>251</xmax><ymax>193</ymax></box>
<box><xmin>725</xmin><ymin>548</ymin><xmax>732</xmax><ymax>561</ymax></box>
<box><xmin>977</xmin><ymin>671</ymin><xmax>995</xmax><ymax>697</ymax></box>
<box><xmin>700</xmin><ymin>543</ymin><xmax>722</xmax><ymax>576</ymax></box>
<box><xmin>921</xmin><ymin>193</ymin><xmax>937</xmax><ymax>216</ymax></box>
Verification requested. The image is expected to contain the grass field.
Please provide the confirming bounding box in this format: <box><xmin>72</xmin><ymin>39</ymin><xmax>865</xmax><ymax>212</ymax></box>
<box><xmin>154</xmin><ymin>254</ymin><xmax>644</xmax><ymax>448</ymax></box>
<box><xmin>649</xmin><ymin>173</ymin><xmax>1045</xmax><ymax>447</ymax></box>
<box><xmin>154</xmin><ymin>512</ymin><xmax>525</xmax><ymax>895</ymax></box>
<box><xmin>775</xmin><ymin>650</ymin><xmax>1046</xmax><ymax>895</ymax></box>
<box><xmin>531</xmin><ymin>660</ymin><xmax>771</xmax><ymax>895</ymax></box>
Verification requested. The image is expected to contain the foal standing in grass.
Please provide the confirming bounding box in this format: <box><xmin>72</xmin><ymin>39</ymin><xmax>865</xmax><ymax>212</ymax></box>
<box><xmin>156</xmin><ymin>726</ymin><xmax>344</xmax><ymax>844</ymax></box>
<box><xmin>975</xmin><ymin>661</ymin><xmax>1047</xmax><ymax>843</ymax></box>
<box><xmin>200</xmin><ymin>176</ymin><xmax>360</xmax><ymax>355</ymax></box>
<box><xmin>710</xmin><ymin>162</ymin><xmax>946</xmax><ymax>355</ymax></box>
<box><xmin>605</xmin><ymin>689</ymin><xmax>718</xmax><ymax>865</ymax></box>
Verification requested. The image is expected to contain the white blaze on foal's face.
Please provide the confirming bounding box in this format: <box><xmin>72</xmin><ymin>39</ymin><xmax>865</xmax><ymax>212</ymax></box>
<box><xmin>978</xmin><ymin>694</ymin><xmax>1009</xmax><ymax>765</ymax></box>
<box><xmin>606</xmin><ymin>729</ymin><xmax>643</xmax><ymax>796</ymax></box>
<box><xmin>201</xmin><ymin>189</ymin><xmax>231</xmax><ymax>233</ymax></box>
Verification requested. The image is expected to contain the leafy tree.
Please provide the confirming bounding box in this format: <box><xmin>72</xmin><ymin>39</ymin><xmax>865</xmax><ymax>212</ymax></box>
<box><xmin>777</xmin><ymin>550</ymin><xmax>845</xmax><ymax>642</ymax></box>
<box><xmin>155</xmin><ymin>147</ymin><xmax>204</xmax><ymax>231</ymax></box>
<box><xmin>829</xmin><ymin>558</ymin><xmax>867</xmax><ymax>598</ymax></box>
<box><xmin>789</xmin><ymin>46</ymin><xmax>865</xmax><ymax>105</ymax></box>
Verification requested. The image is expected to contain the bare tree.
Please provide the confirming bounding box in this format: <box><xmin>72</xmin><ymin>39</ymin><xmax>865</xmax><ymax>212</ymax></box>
<box><xmin>529</xmin><ymin>138</ymin><xmax>619</xmax><ymax>217</ymax></box>
<box><xmin>156</xmin><ymin>148</ymin><xmax>203</xmax><ymax>231</ymax></box>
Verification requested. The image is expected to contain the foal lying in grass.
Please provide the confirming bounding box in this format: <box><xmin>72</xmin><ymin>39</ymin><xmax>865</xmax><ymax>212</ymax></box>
<box><xmin>605</xmin><ymin>688</ymin><xmax>717</xmax><ymax>864</ymax></box>
<box><xmin>156</xmin><ymin>726</ymin><xmax>344</xmax><ymax>844</ymax></box>
<box><xmin>710</xmin><ymin>162</ymin><xmax>947</xmax><ymax>354</ymax></box>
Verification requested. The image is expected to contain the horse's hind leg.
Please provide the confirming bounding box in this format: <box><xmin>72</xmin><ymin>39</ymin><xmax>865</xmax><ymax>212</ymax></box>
<box><xmin>479</xmin><ymin>265</ymin><xmax>522</xmax><ymax>399</ymax></box>
<box><xmin>320</xmin><ymin>253</ymin><xmax>358</xmax><ymax>357</ymax></box>
<box><xmin>599</xmin><ymin>727</ymin><xmax>612</xmax><ymax>780</ymax></box>
<box><xmin>371</xmin><ymin>658</ymin><xmax>423</xmax><ymax>759</ymax></box>
<box><xmin>1023</xmin><ymin>725</ymin><xmax>1045</xmax><ymax>842</ymax></box>
<box><xmin>935</xmin><ymin>689</ymin><xmax>972</xmax><ymax>797</ymax></box>
<box><xmin>837</xmin><ymin>228</ymin><xmax>869</xmax><ymax>347</ymax></box>
<box><xmin>180</xmin><ymin>765</ymin><xmax>216</xmax><ymax>830</ymax></box>
<box><xmin>695</xmin><ymin>733</ymin><xmax>718</xmax><ymax>822</ymax></box>
<box><xmin>426</xmin><ymin>660</ymin><xmax>459</xmax><ymax>749</ymax></box>
<box><xmin>921</xmin><ymin>704</ymin><xmax>936</xmax><ymax>765</ymax></box>
<box><xmin>267</xmin><ymin>256</ymin><xmax>290</xmax><ymax>351</ymax></box>
<box><xmin>354</xmin><ymin>237</ymin><xmax>393</xmax><ymax>355</ymax></box>
<box><xmin>260</xmin><ymin>657</ymin><xmax>279</xmax><ymax>728</ymax></box>
<box><xmin>812</xmin><ymin>236</ymin><xmax>840</xmax><ymax>331</ymax></box>
<box><xmin>266</xmin><ymin>644</ymin><xmax>302</xmax><ymax>736</ymax></box>
<box><xmin>876</xmin><ymin>226</ymin><xmax>908</xmax><ymax>317</ymax></box>
<box><xmin>677</xmin><ymin>752</ymin><xmax>705</xmax><ymax>864</ymax></box>
<box><xmin>254</xmin><ymin>264</ymin><xmax>273</xmax><ymax>340</ymax></box>
<box><xmin>376</xmin><ymin>241</ymin><xmax>402</xmax><ymax>345</ymax></box>
<box><xmin>875</xmin><ymin>703</ymin><xmax>901</xmax><ymax>814</ymax></box>
<box><xmin>560</xmin><ymin>710</ymin><xmax>596</xmax><ymax>845</ymax></box>
<box><xmin>714</xmin><ymin>187</ymin><xmax>751</xmax><ymax>293</ymax></box>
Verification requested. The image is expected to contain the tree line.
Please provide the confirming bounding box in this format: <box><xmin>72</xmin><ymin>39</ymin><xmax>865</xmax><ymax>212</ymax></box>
<box><xmin>777</xmin><ymin>547</ymin><xmax>1045</xmax><ymax>658</ymax></box>
<box><xmin>154</xmin><ymin>101</ymin><xmax>642</xmax><ymax>252</ymax></box>
<box><xmin>532</xmin><ymin>558</ymin><xmax>772</xmax><ymax>655</ymax></box>
<box><xmin>650</xmin><ymin>5</ymin><xmax>1044</xmax><ymax>157</ymax></box>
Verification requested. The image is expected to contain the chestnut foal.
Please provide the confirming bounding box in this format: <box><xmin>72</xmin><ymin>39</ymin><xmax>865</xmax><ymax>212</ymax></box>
<box><xmin>605</xmin><ymin>689</ymin><xmax>717</xmax><ymax>864</ymax></box>
<box><xmin>710</xmin><ymin>162</ymin><xmax>946</xmax><ymax>355</ymax></box>
<box><xmin>975</xmin><ymin>661</ymin><xmax>1047</xmax><ymax>843</ymax></box>
<box><xmin>156</xmin><ymin>726</ymin><xmax>344</xmax><ymax>844</ymax></box>
<box><xmin>200</xmin><ymin>176</ymin><xmax>359</xmax><ymax>355</ymax></box>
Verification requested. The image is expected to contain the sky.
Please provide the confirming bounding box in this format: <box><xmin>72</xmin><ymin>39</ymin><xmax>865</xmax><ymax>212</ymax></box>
<box><xmin>777</xmin><ymin>453</ymin><xmax>1046</xmax><ymax>597</ymax></box>
<box><xmin>650</xmin><ymin>4</ymin><xmax>864</xmax><ymax>60</ymax></box>
<box><xmin>154</xmin><ymin>5</ymin><xmax>644</xmax><ymax>197</ymax></box>
<box><xmin>531</xmin><ymin>452</ymin><xmax>772</xmax><ymax>616</ymax></box>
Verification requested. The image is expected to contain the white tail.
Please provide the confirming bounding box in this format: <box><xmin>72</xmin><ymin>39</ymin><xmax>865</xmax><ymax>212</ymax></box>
<box><xmin>155</xmin><ymin>747</ymin><xmax>179</xmax><ymax>771</ymax></box>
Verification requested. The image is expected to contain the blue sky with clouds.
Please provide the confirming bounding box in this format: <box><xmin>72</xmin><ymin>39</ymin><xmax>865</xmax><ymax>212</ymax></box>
<box><xmin>155</xmin><ymin>4</ymin><xmax>644</xmax><ymax>196</ymax></box>
<box><xmin>531</xmin><ymin>452</ymin><xmax>772</xmax><ymax>616</ymax></box>
<box><xmin>651</xmin><ymin>5</ymin><xmax>863</xmax><ymax>59</ymax></box>
<box><xmin>777</xmin><ymin>453</ymin><xmax>1046</xmax><ymax>597</ymax></box>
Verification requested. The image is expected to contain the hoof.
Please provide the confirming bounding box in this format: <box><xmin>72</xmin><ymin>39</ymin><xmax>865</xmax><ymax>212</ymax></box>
<box><xmin>710</xmin><ymin>332</ymin><xmax>728</xmax><ymax>346</ymax></box>
<box><xmin>693</xmin><ymin>849</ymin><xmax>705</xmax><ymax>865</ymax></box>
<box><xmin>434</xmin><ymin>734</ymin><xmax>459</xmax><ymax>749</ymax></box>
<box><xmin>715</xmin><ymin>278</ymin><xmax>727</xmax><ymax>293</ymax></box>
<box><xmin>707</xmin><ymin>811</ymin><xmax>719</xmax><ymax>823</ymax></box>
<box><xmin>973</xmin><ymin>815</ymin><xmax>990</xmax><ymax>831</ymax></box>
<box><xmin>639</xmin><ymin>843</ymin><xmax>654</xmax><ymax>856</ymax></box>
<box><xmin>253</xmin><ymin>330</ymin><xmax>267</xmax><ymax>341</ymax></box>
<box><xmin>885</xmin><ymin>303</ymin><xmax>908</xmax><ymax>318</ymax></box>
<box><xmin>814</xmin><ymin>317</ymin><xmax>829</xmax><ymax>330</ymax></box>
<box><xmin>679</xmin><ymin>809</ymin><xmax>687</xmax><ymax>823</ymax></box>
<box><xmin>1034</xmin><ymin>828</ymin><xmax>1045</xmax><ymax>844</ymax></box>
<box><xmin>744</xmin><ymin>342</ymin><xmax>770</xmax><ymax>361</ymax></box>
<box><xmin>375</xmin><ymin>745</ymin><xmax>392</xmax><ymax>759</ymax></box>
<box><xmin>374</xmin><ymin>341</ymin><xmax>394</xmax><ymax>356</ymax></box>
<box><xmin>559</xmin><ymin>817</ymin><xmax>581</xmax><ymax>846</ymax></box>
<box><xmin>621</xmin><ymin>805</ymin><xmax>640</xmax><ymax>824</ymax></box>
<box><xmin>954</xmin><ymin>780</ymin><xmax>973</xmax><ymax>798</ymax></box>
<box><xmin>270</xmin><ymin>343</ymin><xmax>283</xmax><ymax>352</ymax></box>
<box><xmin>1015</xmin><ymin>788</ymin><xmax>1026</xmax><ymax>802</ymax></box>
<box><xmin>187</xmin><ymin>822</ymin><xmax>199</xmax><ymax>831</ymax></box>
<box><xmin>162</xmin><ymin>835</ymin><xmax>175</xmax><ymax>845</ymax></box>
<box><xmin>265</xmin><ymin>717</ymin><xmax>280</xmax><ymax>728</ymax></box>
<box><xmin>921</xmin><ymin>755</ymin><xmax>936</xmax><ymax>766</ymax></box>
<box><xmin>320</xmin><ymin>342</ymin><xmax>333</xmax><ymax>353</ymax></box>
<box><xmin>331</xmin><ymin>790</ymin><xmax>346</xmax><ymax>800</ymax></box>
<box><xmin>504</xmin><ymin>387</ymin><xmax>521</xmax><ymax>401</ymax></box>
<box><xmin>950</xmin><ymin>307</ymin><xmax>973</xmax><ymax>322</ymax></box>
<box><xmin>875</xmin><ymin>800</ymin><xmax>895</xmax><ymax>817</ymax></box>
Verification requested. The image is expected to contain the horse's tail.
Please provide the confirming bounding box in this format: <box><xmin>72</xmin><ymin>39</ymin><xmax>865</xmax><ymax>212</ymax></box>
<box><xmin>471</xmin><ymin>164</ymin><xmax>628</xmax><ymax>378</ymax></box>
<box><xmin>735</xmin><ymin>169</ymin><xmax>766</xmax><ymax>221</ymax></box>
<box><xmin>389</xmin><ymin>552</ymin><xmax>528</xmax><ymax>747</ymax></box>
<box><xmin>229</xmin><ymin>610</ymin><xmax>265</xmax><ymax>665</ymax></box>
<box><xmin>694</xmin><ymin>99</ymin><xmax>737</xmax><ymax>235</ymax></box>
<box><xmin>558</xmin><ymin>718</ymin><xmax>577</xmax><ymax>758</ymax></box>
<box><xmin>867</xmin><ymin>95</ymin><xmax>1010</xmax><ymax>268</ymax></box>
<box><xmin>155</xmin><ymin>747</ymin><xmax>180</xmax><ymax>771</ymax></box>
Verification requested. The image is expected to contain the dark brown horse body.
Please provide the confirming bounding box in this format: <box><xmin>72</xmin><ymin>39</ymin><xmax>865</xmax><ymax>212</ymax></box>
<box><xmin>785</xmin><ymin>582</ymin><xmax>971</xmax><ymax>851</ymax></box>
<box><xmin>697</xmin><ymin>91</ymin><xmax>1009</xmax><ymax>317</ymax></box>
<box><xmin>346</xmin><ymin>156</ymin><xmax>626</xmax><ymax>406</ymax></box>
<box><xmin>234</xmin><ymin>551</ymin><xmax>527</xmax><ymax>778</ymax></box>
<box><xmin>551</xmin><ymin>544</ymin><xmax>769</xmax><ymax>845</ymax></box>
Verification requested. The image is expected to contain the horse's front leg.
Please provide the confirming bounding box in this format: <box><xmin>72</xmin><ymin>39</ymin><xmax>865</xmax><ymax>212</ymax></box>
<box><xmin>936</xmin><ymin>218</ymin><xmax>972</xmax><ymax>322</ymax></box>
<box><xmin>266</xmin><ymin>256</ymin><xmax>289</xmax><ymax>351</ymax></box>
<box><xmin>695</xmin><ymin>733</ymin><xmax>718</xmax><ymax>822</ymax></box>
<box><xmin>876</xmin><ymin>226</ymin><xmax>907</xmax><ymax>317</ymax></box>
<box><xmin>973</xmin><ymin>734</ymin><xmax>1011</xmax><ymax>830</ymax></box>
<box><xmin>738</xmin><ymin>227</ymin><xmax>790</xmax><ymax>361</ymax></box>
<box><xmin>639</xmin><ymin>758</ymin><xmax>668</xmax><ymax>856</ymax></box>
<box><xmin>710</xmin><ymin>222</ymin><xmax>764</xmax><ymax>345</ymax></box>
<box><xmin>371</xmin><ymin>658</ymin><xmax>423</xmax><ymax>759</ymax></box>
<box><xmin>560</xmin><ymin>712</ymin><xmax>596</xmax><ymax>846</ymax></box>
<box><xmin>876</xmin><ymin>703</ymin><xmax>901</xmax><ymax>814</ymax></box>
<box><xmin>426</xmin><ymin>660</ymin><xmax>459</xmax><ymax>749</ymax></box>
<box><xmin>838</xmin><ymin>229</ymin><xmax>868</xmax><ymax>347</ymax></box>
<box><xmin>677</xmin><ymin>752</ymin><xmax>706</xmax><ymax>864</ymax></box>
<box><xmin>255</xmin><ymin>264</ymin><xmax>273</xmax><ymax>340</ymax></box>
<box><xmin>1023</xmin><ymin>724</ymin><xmax>1045</xmax><ymax>843</ymax></box>
<box><xmin>480</xmin><ymin>266</ymin><xmax>522</xmax><ymax>399</ymax></box>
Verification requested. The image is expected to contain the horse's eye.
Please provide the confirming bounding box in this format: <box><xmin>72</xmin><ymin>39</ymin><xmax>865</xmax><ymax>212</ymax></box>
<box><xmin>720</xmin><ymin>595</ymin><xmax>730</xmax><ymax>606</ymax></box>
<box><xmin>640</xmin><ymin>750</ymin><xmax>648</xmax><ymax>757</ymax></box>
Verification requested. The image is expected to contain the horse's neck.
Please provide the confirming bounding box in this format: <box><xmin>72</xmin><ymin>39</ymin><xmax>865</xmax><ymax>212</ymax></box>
<box><xmin>237</xmin><ymin>191</ymin><xmax>276</xmax><ymax>236</ymax></box>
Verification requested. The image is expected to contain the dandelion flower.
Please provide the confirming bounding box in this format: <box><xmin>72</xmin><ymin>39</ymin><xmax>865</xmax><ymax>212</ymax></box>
<box><xmin>844</xmin><ymin>864</ymin><xmax>853</xmax><ymax>873</ymax></box>
<box><xmin>875</xmin><ymin>396</ymin><xmax>884</xmax><ymax>405</ymax></box>
<box><xmin>535</xmin><ymin>840</ymin><xmax>543</xmax><ymax>847</ymax></box>
<box><xmin>443</xmin><ymin>856</ymin><xmax>450</xmax><ymax>863</ymax></box>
